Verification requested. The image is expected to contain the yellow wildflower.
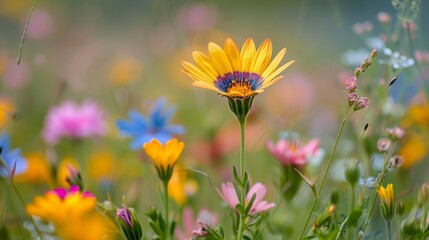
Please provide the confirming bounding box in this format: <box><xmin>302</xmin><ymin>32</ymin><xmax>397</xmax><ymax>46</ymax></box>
<box><xmin>377</xmin><ymin>183</ymin><xmax>395</xmax><ymax>220</ymax></box>
<box><xmin>143</xmin><ymin>138</ymin><xmax>184</xmax><ymax>171</ymax></box>
<box><xmin>88</xmin><ymin>150</ymin><xmax>115</xmax><ymax>182</ymax></box>
<box><xmin>108</xmin><ymin>57</ymin><xmax>142</xmax><ymax>86</ymax></box>
<box><xmin>182</xmin><ymin>38</ymin><xmax>294</xmax><ymax>99</ymax></box>
<box><xmin>378</xmin><ymin>184</ymin><xmax>394</xmax><ymax>208</ymax></box>
<box><xmin>27</xmin><ymin>186</ymin><xmax>114</xmax><ymax>240</ymax></box>
<box><xmin>15</xmin><ymin>152</ymin><xmax>53</xmax><ymax>184</ymax></box>
<box><xmin>399</xmin><ymin>134</ymin><xmax>426</xmax><ymax>168</ymax></box>
<box><xmin>0</xmin><ymin>98</ymin><xmax>13</xmax><ymax>129</ymax></box>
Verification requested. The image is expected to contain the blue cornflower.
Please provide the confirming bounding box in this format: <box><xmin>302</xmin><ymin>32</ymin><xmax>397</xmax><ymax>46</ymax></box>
<box><xmin>0</xmin><ymin>133</ymin><xmax>27</xmax><ymax>177</ymax></box>
<box><xmin>116</xmin><ymin>98</ymin><xmax>185</xmax><ymax>150</ymax></box>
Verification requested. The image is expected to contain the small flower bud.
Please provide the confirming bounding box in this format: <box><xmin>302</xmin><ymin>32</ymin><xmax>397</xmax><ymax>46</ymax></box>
<box><xmin>345</xmin><ymin>162</ymin><xmax>360</xmax><ymax>187</ymax></box>
<box><xmin>396</xmin><ymin>201</ymin><xmax>405</xmax><ymax>216</ymax></box>
<box><xmin>418</xmin><ymin>183</ymin><xmax>429</xmax><ymax>205</ymax></box>
<box><xmin>389</xmin><ymin>155</ymin><xmax>404</xmax><ymax>169</ymax></box>
<box><xmin>116</xmin><ymin>205</ymin><xmax>143</xmax><ymax>240</ymax></box>
<box><xmin>377</xmin><ymin>12</ymin><xmax>391</xmax><ymax>24</ymax></box>
<box><xmin>370</xmin><ymin>49</ymin><xmax>378</xmax><ymax>60</ymax></box>
<box><xmin>354</xmin><ymin>68</ymin><xmax>362</xmax><ymax>78</ymax></box>
<box><xmin>378</xmin><ymin>184</ymin><xmax>395</xmax><ymax>221</ymax></box>
<box><xmin>386</xmin><ymin>127</ymin><xmax>405</xmax><ymax>140</ymax></box>
<box><xmin>65</xmin><ymin>164</ymin><xmax>84</xmax><ymax>190</ymax></box>
<box><xmin>348</xmin><ymin>92</ymin><xmax>358</xmax><ymax>105</ymax></box>
<box><xmin>377</xmin><ymin>138</ymin><xmax>391</xmax><ymax>153</ymax></box>
<box><xmin>330</xmin><ymin>189</ymin><xmax>340</xmax><ymax>205</ymax></box>
<box><xmin>345</xmin><ymin>77</ymin><xmax>358</xmax><ymax>91</ymax></box>
<box><xmin>355</xmin><ymin>97</ymin><xmax>369</xmax><ymax>109</ymax></box>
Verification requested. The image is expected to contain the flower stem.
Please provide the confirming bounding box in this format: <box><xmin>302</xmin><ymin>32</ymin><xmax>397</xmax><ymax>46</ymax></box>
<box><xmin>11</xmin><ymin>181</ymin><xmax>44</xmax><ymax>239</ymax></box>
<box><xmin>385</xmin><ymin>220</ymin><xmax>392</xmax><ymax>240</ymax></box>
<box><xmin>237</xmin><ymin>116</ymin><xmax>246</xmax><ymax>240</ymax></box>
<box><xmin>163</xmin><ymin>180</ymin><xmax>170</xmax><ymax>240</ymax></box>
<box><xmin>299</xmin><ymin>111</ymin><xmax>348</xmax><ymax>239</ymax></box>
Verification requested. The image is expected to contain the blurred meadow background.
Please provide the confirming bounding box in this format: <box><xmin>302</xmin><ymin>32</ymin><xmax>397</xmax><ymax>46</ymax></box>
<box><xmin>1</xmin><ymin>0</ymin><xmax>429</xmax><ymax>239</ymax></box>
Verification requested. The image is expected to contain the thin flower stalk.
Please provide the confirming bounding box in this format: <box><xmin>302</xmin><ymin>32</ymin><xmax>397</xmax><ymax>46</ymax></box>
<box><xmin>299</xmin><ymin>105</ymin><xmax>351</xmax><ymax>239</ymax></box>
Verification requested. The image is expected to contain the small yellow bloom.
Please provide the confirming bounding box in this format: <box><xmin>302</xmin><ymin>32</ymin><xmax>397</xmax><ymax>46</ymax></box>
<box><xmin>399</xmin><ymin>134</ymin><xmax>426</xmax><ymax>168</ymax></box>
<box><xmin>143</xmin><ymin>138</ymin><xmax>184</xmax><ymax>170</ymax></box>
<box><xmin>378</xmin><ymin>184</ymin><xmax>394</xmax><ymax>208</ymax></box>
<box><xmin>377</xmin><ymin>183</ymin><xmax>395</xmax><ymax>220</ymax></box>
<box><xmin>168</xmin><ymin>168</ymin><xmax>187</xmax><ymax>205</ymax></box>
<box><xmin>108</xmin><ymin>57</ymin><xmax>142</xmax><ymax>86</ymax></box>
<box><xmin>88</xmin><ymin>150</ymin><xmax>115</xmax><ymax>182</ymax></box>
<box><xmin>182</xmin><ymin>38</ymin><xmax>294</xmax><ymax>99</ymax></box>
<box><xmin>15</xmin><ymin>152</ymin><xmax>53</xmax><ymax>184</ymax></box>
<box><xmin>402</xmin><ymin>102</ymin><xmax>429</xmax><ymax>128</ymax></box>
<box><xmin>0</xmin><ymin>98</ymin><xmax>13</xmax><ymax>129</ymax></box>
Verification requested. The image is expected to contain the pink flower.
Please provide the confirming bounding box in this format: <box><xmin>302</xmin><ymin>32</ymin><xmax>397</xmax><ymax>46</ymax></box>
<box><xmin>218</xmin><ymin>182</ymin><xmax>275</xmax><ymax>215</ymax></box>
<box><xmin>377</xmin><ymin>12</ymin><xmax>391</xmax><ymax>24</ymax></box>
<box><xmin>345</xmin><ymin>76</ymin><xmax>358</xmax><ymax>91</ymax></box>
<box><xmin>42</xmin><ymin>100</ymin><xmax>107</xmax><ymax>144</ymax></box>
<box><xmin>175</xmin><ymin>207</ymin><xmax>218</xmax><ymax>239</ymax></box>
<box><xmin>356</xmin><ymin>97</ymin><xmax>369</xmax><ymax>109</ymax></box>
<box><xmin>267</xmin><ymin>138</ymin><xmax>319</xmax><ymax>168</ymax></box>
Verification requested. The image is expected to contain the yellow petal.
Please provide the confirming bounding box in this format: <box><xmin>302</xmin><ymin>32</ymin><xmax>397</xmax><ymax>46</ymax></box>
<box><xmin>240</xmin><ymin>38</ymin><xmax>256</xmax><ymax>73</ymax></box>
<box><xmin>192</xmin><ymin>81</ymin><xmax>225</xmax><ymax>95</ymax></box>
<box><xmin>192</xmin><ymin>51</ymin><xmax>218</xmax><ymax>80</ymax></box>
<box><xmin>224</xmin><ymin>38</ymin><xmax>242</xmax><ymax>72</ymax></box>
<box><xmin>262</xmin><ymin>60</ymin><xmax>295</xmax><ymax>87</ymax></box>
<box><xmin>182</xmin><ymin>61</ymin><xmax>214</xmax><ymax>83</ymax></box>
<box><xmin>208</xmin><ymin>42</ymin><xmax>233</xmax><ymax>76</ymax></box>
<box><xmin>250</xmin><ymin>39</ymin><xmax>272</xmax><ymax>74</ymax></box>
<box><xmin>261</xmin><ymin>48</ymin><xmax>287</xmax><ymax>79</ymax></box>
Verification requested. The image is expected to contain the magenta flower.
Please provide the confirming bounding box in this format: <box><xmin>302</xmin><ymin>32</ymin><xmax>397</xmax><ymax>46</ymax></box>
<box><xmin>218</xmin><ymin>182</ymin><xmax>275</xmax><ymax>215</ymax></box>
<box><xmin>49</xmin><ymin>186</ymin><xmax>95</xmax><ymax>200</ymax></box>
<box><xmin>42</xmin><ymin>100</ymin><xmax>107</xmax><ymax>144</ymax></box>
<box><xmin>267</xmin><ymin>138</ymin><xmax>319</xmax><ymax>168</ymax></box>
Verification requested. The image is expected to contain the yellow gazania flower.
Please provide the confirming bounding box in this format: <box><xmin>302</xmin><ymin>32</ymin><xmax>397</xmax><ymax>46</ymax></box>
<box><xmin>378</xmin><ymin>184</ymin><xmax>394</xmax><ymax>208</ymax></box>
<box><xmin>143</xmin><ymin>138</ymin><xmax>184</xmax><ymax>171</ymax></box>
<box><xmin>182</xmin><ymin>38</ymin><xmax>295</xmax><ymax>99</ymax></box>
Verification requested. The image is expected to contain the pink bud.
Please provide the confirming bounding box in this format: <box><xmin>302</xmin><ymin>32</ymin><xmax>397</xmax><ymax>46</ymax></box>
<box><xmin>348</xmin><ymin>92</ymin><xmax>358</xmax><ymax>104</ymax></box>
<box><xmin>377</xmin><ymin>138</ymin><xmax>391</xmax><ymax>152</ymax></box>
<box><xmin>345</xmin><ymin>77</ymin><xmax>358</xmax><ymax>91</ymax></box>
<box><xmin>356</xmin><ymin>97</ymin><xmax>369</xmax><ymax>109</ymax></box>
<box><xmin>377</xmin><ymin>12</ymin><xmax>391</xmax><ymax>24</ymax></box>
<box><xmin>389</xmin><ymin>155</ymin><xmax>404</xmax><ymax>169</ymax></box>
<box><xmin>386</xmin><ymin>127</ymin><xmax>405</xmax><ymax>140</ymax></box>
<box><xmin>354</xmin><ymin>68</ymin><xmax>362</xmax><ymax>78</ymax></box>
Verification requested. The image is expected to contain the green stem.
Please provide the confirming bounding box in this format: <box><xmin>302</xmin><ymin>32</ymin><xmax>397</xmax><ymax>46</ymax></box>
<box><xmin>163</xmin><ymin>180</ymin><xmax>170</xmax><ymax>240</ymax></box>
<box><xmin>237</xmin><ymin>117</ymin><xmax>246</xmax><ymax>240</ymax></box>
<box><xmin>299</xmin><ymin>111</ymin><xmax>348</xmax><ymax>239</ymax></box>
<box><xmin>17</xmin><ymin>0</ymin><xmax>38</xmax><ymax>65</ymax></box>
<box><xmin>11</xmin><ymin>181</ymin><xmax>44</xmax><ymax>239</ymax></box>
<box><xmin>386</xmin><ymin>220</ymin><xmax>392</xmax><ymax>240</ymax></box>
<box><xmin>363</xmin><ymin>149</ymin><xmax>393</xmax><ymax>232</ymax></box>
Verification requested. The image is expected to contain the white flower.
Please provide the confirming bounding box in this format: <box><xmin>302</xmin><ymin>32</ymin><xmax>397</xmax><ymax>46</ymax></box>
<box><xmin>379</xmin><ymin>48</ymin><xmax>415</xmax><ymax>69</ymax></box>
<box><xmin>341</xmin><ymin>48</ymin><xmax>370</xmax><ymax>66</ymax></box>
